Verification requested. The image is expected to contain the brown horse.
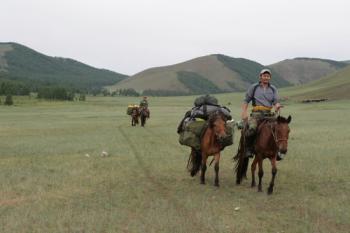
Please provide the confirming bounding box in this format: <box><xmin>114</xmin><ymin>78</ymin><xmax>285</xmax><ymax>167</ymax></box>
<box><xmin>234</xmin><ymin>115</ymin><xmax>291</xmax><ymax>194</ymax></box>
<box><xmin>187</xmin><ymin>111</ymin><xmax>229</xmax><ymax>187</ymax></box>
<box><xmin>139</xmin><ymin>107</ymin><xmax>150</xmax><ymax>127</ymax></box>
<box><xmin>131</xmin><ymin>107</ymin><xmax>139</xmax><ymax>126</ymax></box>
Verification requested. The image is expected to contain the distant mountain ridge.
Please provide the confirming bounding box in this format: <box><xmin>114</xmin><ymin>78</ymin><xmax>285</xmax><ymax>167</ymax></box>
<box><xmin>269</xmin><ymin>58</ymin><xmax>348</xmax><ymax>85</ymax></box>
<box><xmin>1</xmin><ymin>42</ymin><xmax>348</xmax><ymax>96</ymax></box>
<box><xmin>289</xmin><ymin>65</ymin><xmax>350</xmax><ymax>100</ymax></box>
<box><xmin>109</xmin><ymin>54</ymin><xmax>290</xmax><ymax>95</ymax></box>
<box><xmin>0</xmin><ymin>42</ymin><xmax>128</xmax><ymax>91</ymax></box>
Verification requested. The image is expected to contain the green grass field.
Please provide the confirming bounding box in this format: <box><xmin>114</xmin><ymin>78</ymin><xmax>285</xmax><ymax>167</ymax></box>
<box><xmin>1</xmin><ymin>94</ymin><xmax>349</xmax><ymax>233</ymax></box>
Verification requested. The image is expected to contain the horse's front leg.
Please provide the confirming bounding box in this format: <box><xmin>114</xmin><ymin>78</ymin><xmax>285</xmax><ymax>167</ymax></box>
<box><xmin>257</xmin><ymin>157</ymin><xmax>264</xmax><ymax>192</ymax></box>
<box><xmin>214</xmin><ymin>153</ymin><xmax>220</xmax><ymax>187</ymax></box>
<box><xmin>268</xmin><ymin>157</ymin><xmax>277</xmax><ymax>195</ymax></box>
<box><xmin>200</xmin><ymin>154</ymin><xmax>207</xmax><ymax>185</ymax></box>
<box><xmin>251</xmin><ymin>157</ymin><xmax>258</xmax><ymax>187</ymax></box>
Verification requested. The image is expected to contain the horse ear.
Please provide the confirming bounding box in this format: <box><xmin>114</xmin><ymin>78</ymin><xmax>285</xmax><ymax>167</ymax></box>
<box><xmin>287</xmin><ymin>115</ymin><xmax>292</xmax><ymax>123</ymax></box>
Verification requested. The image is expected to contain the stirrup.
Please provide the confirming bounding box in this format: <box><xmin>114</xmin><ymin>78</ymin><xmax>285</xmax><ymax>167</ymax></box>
<box><xmin>245</xmin><ymin>149</ymin><xmax>254</xmax><ymax>158</ymax></box>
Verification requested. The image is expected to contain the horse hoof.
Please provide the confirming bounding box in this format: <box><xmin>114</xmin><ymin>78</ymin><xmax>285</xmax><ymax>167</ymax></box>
<box><xmin>214</xmin><ymin>183</ymin><xmax>219</xmax><ymax>187</ymax></box>
<box><xmin>258</xmin><ymin>188</ymin><xmax>263</xmax><ymax>192</ymax></box>
<box><xmin>267</xmin><ymin>187</ymin><xmax>273</xmax><ymax>195</ymax></box>
<box><xmin>200</xmin><ymin>180</ymin><xmax>205</xmax><ymax>185</ymax></box>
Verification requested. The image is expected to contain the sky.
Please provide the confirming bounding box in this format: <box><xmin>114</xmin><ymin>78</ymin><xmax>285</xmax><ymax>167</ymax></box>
<box><xmin>2</xmin><ymin>0</ymin><xmax>350</xmax><ymax>75</ymax></box>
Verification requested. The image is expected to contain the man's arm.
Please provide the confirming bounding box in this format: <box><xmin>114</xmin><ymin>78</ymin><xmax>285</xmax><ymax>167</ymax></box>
<box><xmin>272</xmin><ymin>87</ymin><xmax>281</xmax><ymax>112</ymax></box>
<box><xmin>241</xmin><ymin>102</ymin><xmax>249</xmax><ymax>120</ymax></box>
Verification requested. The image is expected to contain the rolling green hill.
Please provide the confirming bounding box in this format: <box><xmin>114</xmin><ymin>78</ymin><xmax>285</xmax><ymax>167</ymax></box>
<box><xmin>109</xmin><ymin>54</ymin><xmax>291</xmax><ymax>95</ymax></box>
<box><xmin>286</xmin><ymin>65</ymin><xmax>350</xmax><ymax>100</ymax></box>
<box><xmin>269</xmin><ymin>58</ymin><xmax>348</xmax><ymax>85</ymax></box>
<box><xmin>0</xmin><ymin>42</ymin><xmax>128</xmax><ymax>91</ymax></box>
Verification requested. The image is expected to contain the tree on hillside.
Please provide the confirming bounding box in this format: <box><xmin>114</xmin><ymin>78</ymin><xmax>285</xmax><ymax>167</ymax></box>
<box><xmin>37</xmin><ymin>86</ymin><xmax>74</xmax><ymax>101</ymax></box>
<box><xmin>4</xmin><ymin>95</ymin><xmax>14</xmax><ymax>105</ymax></box>
<box><xmin>79</xmin><ymin>94</ymin><xmax>86</xmax><ymax>101</ymax></box>
<box><xmin>118</xmin><ymin>88</ymin><xmax>140</xmax><ymax>96</ymax></box>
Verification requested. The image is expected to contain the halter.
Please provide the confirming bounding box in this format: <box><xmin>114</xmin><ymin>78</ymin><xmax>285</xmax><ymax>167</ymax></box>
<box><xmin>269</xmin><ymin>121</ymin><xmax>288</xmax><ymax>144</ymax></box>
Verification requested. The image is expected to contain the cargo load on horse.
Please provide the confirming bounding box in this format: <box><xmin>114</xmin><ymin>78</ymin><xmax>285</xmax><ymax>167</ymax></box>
<box><xmin>177</xmin><ymin>95</ymin><xmax>235</xmax><ymax>151</ymax></box>
<box><xmin>177</xmin><ymin>95</ymin><xmax>236</xmax><ymax>187</ymax></box>
<box><xmin>127</xmin><ymin>104</ymin><xmax>139</xmax><ymax>115</ymax></box>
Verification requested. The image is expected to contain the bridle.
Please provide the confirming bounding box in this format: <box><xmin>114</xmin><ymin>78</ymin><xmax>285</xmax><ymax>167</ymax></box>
<box><xmin>270</xmin><ymin>121</ymin><xmax>288</xmax><ymax>144</ymax></box>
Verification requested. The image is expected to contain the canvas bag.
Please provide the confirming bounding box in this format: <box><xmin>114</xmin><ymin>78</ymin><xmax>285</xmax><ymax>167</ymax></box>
<box><xmin>178</xmin><ymin>118</ymin><xmax>206</xmax><ymax>150</ymax></box>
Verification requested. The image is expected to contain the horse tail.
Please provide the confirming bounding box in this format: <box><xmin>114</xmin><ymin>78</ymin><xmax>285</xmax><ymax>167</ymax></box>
<box><xmin>187</xmin><ymin>148</ymin><xmax>202</xmax><ymax>177</ymax></box>
<box><xmin>233</xmin><ymin>132</ymin><xmax>249</xmax><ymax>184</ymax></box>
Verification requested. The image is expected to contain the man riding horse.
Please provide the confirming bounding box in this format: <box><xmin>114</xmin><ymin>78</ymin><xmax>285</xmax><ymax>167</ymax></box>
<box><xmin>138</xmin><ymin>96</ymin><xmax>150</xmax><ymax>127</ymax></box>
<box><xmin>240</xmin><ymin>68</ymin><xmax>284</xmax><ymax>160</ymax></box>
<box><xmin>140</xmin><ymin>96</ymin><xmax>149</xmax><ymax>108</ymax></box>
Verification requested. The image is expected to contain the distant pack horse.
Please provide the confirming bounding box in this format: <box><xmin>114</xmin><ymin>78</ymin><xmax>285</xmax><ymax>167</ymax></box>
<box><xmin>131</xmin><ymin>107</ymin><xmax>139</xmax><ymax>126</ymax></box>
<box><xmin>234</xmin><ymin>115</ymin><xmax>291</xmax><ymax>194</ymax></box>
<box><xmin>187</xmin><ymin>111</ymin><xmax>228</xmax><ymax>187</ymax></box>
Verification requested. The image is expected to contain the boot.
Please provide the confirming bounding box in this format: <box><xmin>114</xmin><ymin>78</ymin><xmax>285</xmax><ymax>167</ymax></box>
<box><xmin>244</xmin><ymin>134</ymin><xmax>255</xmax><ymax>158</ymax></box>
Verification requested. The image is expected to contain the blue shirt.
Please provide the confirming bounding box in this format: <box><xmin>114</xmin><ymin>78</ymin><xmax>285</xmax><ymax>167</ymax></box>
<box><xmin>244</xmin><ymin>82</ymin><xmax>279</xmax><ymax>107</ymax></box>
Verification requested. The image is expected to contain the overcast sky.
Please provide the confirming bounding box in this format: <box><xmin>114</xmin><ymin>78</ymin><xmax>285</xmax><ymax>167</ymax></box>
<box><xmin>2</xmin><ymin>0</ymin><xmax>349</xmax><ymax>75</ymax></box>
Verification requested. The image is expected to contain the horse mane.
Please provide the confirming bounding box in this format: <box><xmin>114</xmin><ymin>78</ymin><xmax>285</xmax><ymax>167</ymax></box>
<box><xmin>208</xmin><ymin>111</ymin><xmax>226</xmax><ymax>127</ymax></box>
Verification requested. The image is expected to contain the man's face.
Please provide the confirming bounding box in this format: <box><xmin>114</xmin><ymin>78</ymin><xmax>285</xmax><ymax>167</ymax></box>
<box><xmin>260</xmin><ymin>73</ymin><xmax>271</xmax><ymax>84</ymax></box>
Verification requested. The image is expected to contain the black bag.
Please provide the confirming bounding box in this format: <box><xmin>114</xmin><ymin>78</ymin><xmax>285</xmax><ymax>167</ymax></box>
<box><xmin>190</xmin><ymin>105</ymin><xmax>232</xmax><ymax>120</ymax></box>
<box><xmin>194</xmin><ymin>94</ymin><xmax>219</xmax><ymax>107</ymax></box>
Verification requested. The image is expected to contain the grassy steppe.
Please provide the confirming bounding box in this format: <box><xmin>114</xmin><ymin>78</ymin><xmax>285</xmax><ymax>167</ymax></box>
<box><xmin>0</xmin><ymin>94</ymin><xmax>349</xmax><ymax>233</ymax></box>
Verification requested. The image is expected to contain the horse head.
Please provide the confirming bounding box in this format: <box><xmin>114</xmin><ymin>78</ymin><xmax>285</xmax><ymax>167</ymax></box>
<box><xmin>131</xmin><ymin>107</ymin><xmax>139</xmax><ymax>116</ymax></box>
<box><xmin>274</xmin><ymin>115</ymin><xmax>292</xmax><ymax>154</ymax></box>
<box><xmin>208</xmin><ymin>111</ymin><xmax>227</xmax><ymax>142</ymax></box>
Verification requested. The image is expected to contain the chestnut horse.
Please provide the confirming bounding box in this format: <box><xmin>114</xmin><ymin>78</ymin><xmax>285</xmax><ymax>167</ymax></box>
<box><xmin>139</xmin><ymin>107</ymin><xmax>150</xmax><ymax>127</ymax></box>
<box><xmin>131</xmin><ymin>107</ymin><xmax>139</xmax><ymax>126</ymax></box>
<box><xmin>234</xmin><ymin>115</ymin><xmax>291</xmax><ymax>194</ymax></box>
<box><xmin>187</xmin><ymin>111</ymin><xmax>229</xmax><ymax>187</ymax></box>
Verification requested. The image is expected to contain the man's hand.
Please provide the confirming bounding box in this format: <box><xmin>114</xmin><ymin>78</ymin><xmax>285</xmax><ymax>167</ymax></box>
<box><xmin>241</xmin><ymin>111</ymin><xmax>248</xmax><ymax>120</ymax></box>
<box><xmin>274</xmin><ymin>103</ymin><xmax>282</xmax><ymax>112</ymax></box>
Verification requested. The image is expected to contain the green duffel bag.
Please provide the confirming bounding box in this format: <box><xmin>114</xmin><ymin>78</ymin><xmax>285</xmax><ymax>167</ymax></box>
<box><xmin>179</xmin><ymin>118</ymin><xmax>206</xmax><ymax>150</ymax></box>
<box><xmin>220</xmin><ymin>120</ymin><xmax>235</xmax><ymax>148</ymax></box>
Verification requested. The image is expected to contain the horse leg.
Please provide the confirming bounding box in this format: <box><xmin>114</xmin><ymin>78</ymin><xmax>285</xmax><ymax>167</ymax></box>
<box><xmin>200</xmin><ymin>154</ymin><xmax>207</xmax><ymax>184</ymax></box>
<box><xmin>251</xmin><ymin>157</ymin><xmax>258</xmax><ymax>187</ymax></box>
<box><xmin>257</xmin><ymin>158</ymin><xmax>264</xmax><ymax>192</ymax></box>
<box><xmin>268</xmin><ymin>157</ymin><xmax>277</xmax><ymax>195</ymax></box>
<box><xmin>214</xmin><ymin>153</ymin><xmax>220</xmax><ymax>187</ymax></box>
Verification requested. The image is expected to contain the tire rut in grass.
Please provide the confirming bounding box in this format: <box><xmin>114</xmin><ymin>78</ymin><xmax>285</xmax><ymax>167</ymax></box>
<box><xmin>119</xmin><ymin>126</ymin><xmax>205</xmax><ymax>231</ymax></box>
